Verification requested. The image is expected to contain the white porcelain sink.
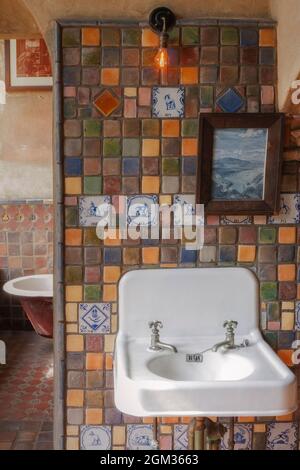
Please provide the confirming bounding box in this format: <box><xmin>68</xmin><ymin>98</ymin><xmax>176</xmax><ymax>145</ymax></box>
<box><xmin>114</xmin><ymin>268</ymin><xmax>297</xmax><ymax>417</ymax></box>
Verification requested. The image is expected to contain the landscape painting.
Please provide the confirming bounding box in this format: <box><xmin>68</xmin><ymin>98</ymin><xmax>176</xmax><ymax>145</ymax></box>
<box><xmin>211</xmin><ymin>128</ymin><xmax>268</xmax><ymax>200</ymax></box>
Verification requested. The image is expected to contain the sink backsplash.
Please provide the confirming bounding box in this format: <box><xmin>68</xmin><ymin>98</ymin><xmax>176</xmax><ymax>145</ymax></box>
<box><xmin>60</xmin><ymin>20</ymin><xmax>300</xmax><ymax>450</ymax></box>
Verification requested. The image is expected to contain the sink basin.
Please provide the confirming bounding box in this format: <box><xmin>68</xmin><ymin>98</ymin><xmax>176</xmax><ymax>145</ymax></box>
<box><xmin>147</xmin><ymin>351</ymin><xmax>254</xmax><ymax>382</ymax></box>
<box><xmin>114</xmin><ymin>268</ymin><xmax>297</xmax><ymax>417</ymax></box>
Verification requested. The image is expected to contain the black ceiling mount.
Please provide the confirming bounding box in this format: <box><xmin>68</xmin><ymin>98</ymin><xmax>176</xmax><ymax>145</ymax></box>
<box><xmin>149</xmin><ymin>7</ymin><xmax>176</xmax><ymax>34</ymax></box>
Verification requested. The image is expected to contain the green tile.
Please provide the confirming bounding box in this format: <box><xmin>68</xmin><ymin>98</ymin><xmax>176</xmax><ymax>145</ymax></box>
<box><xmin>84</xmin><ymin>285</ymin><xmax>101</xmax><ymax>302</ymax></box>
<box><xmin>84</xmin><ymin>228</ymin><xmax>102</xmax><ymax>246</ymax></box>
<box><xmin>168</xmin><ymin>27</ymin><xmax>180</xmax><ymax>45</ymax></box>
<box><xmin>122</xmin><ymin>29</ymin><xmax>140</xmax><ymax>46</ymax></box>
<box><xmin>260</xmin><ymin>282</ymin><xmax>277</xmax><ymax>301</ymax></box>
<box><xmin>84</xmin><ymin>120</ymin><xmax>101</xmax><ymax>137</ymax></box>
<box><xmin>162</xmin><ymin>158</ymin><xmax>180</xmax><ymax>176</ymax></box>
<box><xmin>181</xmin><ymin>119</ymin><xmax>198</xmax><ymax>137</ymax></box>
<box><xmin>267</xmin><ymin>302</ymin><xmax>280</xmax><ymax>321</ymax></box>
<box><xmin>64</xmin><ymin>99</ymin><xmax>76</xmax><ymax>119</ymax></box>
<box><xmin>65</xmin><ymin>207</ymin><xmax>78</xmax><ymax>226</ymax></box>
<box><xmin>263</xmin><ymin>331</ymin><xmax>277</xmax><ymax>350</ymax></box>
<box><xmin>221</xmin><ymin>27</ymin><xmax>239</xmax><ymax>46</ymax></box>
<box><xmin>259</xmin><ymin>227</ymin><xmax>276</xmax><ymax>244</ymax></box>
<box><xmin>200</xmin><ymin>86</ymin><xmax>214</xmax><ymax>107</ymax></box>
<box><xmin>103</xmin><ymin>138</ymin><xmax>121</xmax><ymax>157</ymax></box>
<box><xmin>84</xmin><ymin>176</ymin><xmax>102</xmax><ymax>194</ymax></box>
<box><xmin>62</xmin><ymin>28</ymin><xmax>80</xmax><ymax>47</ymax></box>
<box><xmin>65</xmin><ymin>266</ymin><xmax>82</xmax><ymax>283</ymax></box>
<box><xmin>122</xmin><ymin>138</ymin><xmax>140</xmax><ymax>157</ymax></box>
<box><xmin>82</xmin><ymin>47</ymin><xmax>100</xmax><ymax>65</ymax></box>
<box><xmin>182</xmin><ymin>26</ymin><xmax>199</xmax><ymax>45</ymax></box>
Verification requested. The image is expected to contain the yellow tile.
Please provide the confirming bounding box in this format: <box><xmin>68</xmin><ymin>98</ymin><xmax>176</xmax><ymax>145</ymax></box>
<box><xmin>112</xmin><ymin>303</ymin><xmax>117</xmax><ymax>314</ymax></box>
<box><xmin>278</xmin><ymin>227</ymin><xmax>296</xmax><ymax>244</ymax></box>
<box><xmin>103</xmin><ymin>284</ymin><xmax>117</xmax><ymax>302</ymax></box>
<box><xmin>103</xmin><ymin>266</ymin><xmax>121</xmax><ymax>283</ymax></box>
<box><xmin>281</xmin><ymin>311</ymin><xmax>295</xmax><ymax>330</ymax></box>
<box><xmin>237</xmin><ymin>245</ymin><xmax>256</xmax><ymax>263</ymax></box>
<box><xmin>65</xmin><ymin>177</ymin><xmax>82</xmax><ymax>195</ymax></box>
<box><xmin>85</xmin><ymin>408</ymin><xmax>103</xmax><ymax>425</ymax></box>
<box><xmin>142</xmin><ymin>247</ymin><xmax>160</xmax><ymax>264</ymax></box>
<box><xmin>67</xmin><ymin>425</ymin><xmax>79</xmax><ymax>436</ymax></box>
<box><xmin>142</xmin><ymin>28</ymin><xmax>160</xmax><ymax>47</ymax></box>
<box><xmin>254</xmin><ymin>424</ymin><xmax>266</xmax><ymax>433</ymax></box>
<box><xmin>67</xmin><ymin>389</ymin><xmax>84</xmax><ymax>407</ymax></box>
<box><xmin>111</xmin><ymin>315</ymin><xmax>118</xmax><ymax>333</ymax></box>
<box><xmin>105</xmin><ymin>354</ymin><xmax>113</xmax><ymax>370</ymax></box>
<box><xmin>124</xmin><ymin>87</ymin><xmax>137</xmax><ymax>97</ymax></box>
<box><xmin>104</xmin><ymin>335</ymin><xmax>116</xmax><ymax>353</ymax></box>
<box><xmin>66</xmin><ymin>285</ymin><xmax>82</xmax><ymax>302</ymax></box>
<box><xmin>66</xmin><ymin>334</ymin><xmax>84</xmax><ymax>352</ymax></box>
<box><xmin>143</xmin><ymin>417</ymin><xmax>155</xmax><ymax>424</ymax></box>
<box><xmin>113</xmin><ymin>426</ymin><xmax>126</xmax><ymax>445</ymax></box>
<box><xmin>142</xmin><ymin>139</ymin><xmax>160</xmax><ymax>157</ymax></box>
<box><xmin>159</xmin><ymin>195</ymin><xmax>172</xmax><ymax>205</ymax></box>
<box><xmin>66</xmin><ymin>437</ymin><xmax>79</xmax><ymax>450</ymax></box>
<box><xmin>160</xmin><ymin>425</ymin><xmax>172</xmax><ymax>434</ymax></box>
<box><xmin>66</xmin><ymin>303</ymin><xmax>78</xmax><ymax>322</ymax></box>
<box><xmin>282</xmin><ymin>302</ymin><xmax>294</xmax><ymax>310</ymax></box>
<box><xmin>86</xmin><ymin>353</ymin><xmax>104</xmax><ymax>370</ymax></box>
<box><xmin>142</xmin><ymin>176</ymin><xmax>160</xmax><ymax>193</ymax></box>
<box><xmin>66</xmin><ymin>324</ymin><xmax>78</xmax><ymax>333</ymax></box>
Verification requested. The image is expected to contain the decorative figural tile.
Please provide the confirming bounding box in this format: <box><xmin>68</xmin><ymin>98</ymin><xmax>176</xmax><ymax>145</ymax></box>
<box><xmin>173</xmin><ymin>195</ymin><xmax>195</xmax><ymax>226</ymax></box>
<box><xmin>216</xmin><ymin>88</ymin><xmax>245</xmax><ymax>112</ymax></box>
<box><xmin>79</xmin><ymin>196</ymin><xmax>111</xmax><ymax>227</ymax></box>
<box><xmin>152</xmin><ymin>87</ymin><xmax>184</xmax><ymax>118</ymax></box>
<box><xmin>221</xmin><ymin>424</ymin><xmax>253</xmax><ymax>450</ymax></box>
<box><xmin>80</xmin><ymin>425</ymin><xmax>111</xmax><ymax>450</ymax></box>
<box><xmin>126</xmin><ymin>425</ymin><xmax>154</xmax><ymax>450</ymax></box>
<box><xmin>269</xmin><ymin>194</ymin><xmax>300</xmax><ymax>224</ymax></box>
<box><xmin>266</xmin><ymin>423</ymin><xmax>298</xmax><ymax>450</ymax></box>
<box><xmin>174</xmin><ymin>425</ymin><xmax>188</xmax><ymax>450</ymax></box>
<box><xmin>93</xmin><ymin>89</ymin><xmax>121</xmax><ymax>116</ymax></box>
<box><xmin>79</xmin><ymin>303</ymin><xmax>111</xmax><ymax>334</ymax></box>
<box><xmin>127</xmin><ymin>195</ymin><xmax>158</xmax><ymax>226</ymax></box>
<box><xmin>220</xmin><ymin>215</ymin><xmax>252</xmax><ymax>225</ymax></box>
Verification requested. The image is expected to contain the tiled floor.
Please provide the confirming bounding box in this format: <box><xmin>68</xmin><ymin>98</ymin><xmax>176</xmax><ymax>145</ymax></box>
<box><xmin>0</xmin><ymin>331</ymin><xmax>53</xmax><ymax>450</ymax></box>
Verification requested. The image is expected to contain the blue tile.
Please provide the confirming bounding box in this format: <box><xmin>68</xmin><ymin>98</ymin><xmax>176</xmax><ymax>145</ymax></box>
<box><xmin>104</xmin><ymin>248</ymin><xmax>121</xmax><ymax>265</ymax></box>
<box><xmin>180</xmin><ymin>248</ymin><xmax>197</xmax><ymax>264</ymax></box>
<box><xmin>259</xmin><ymin>47</ymin><xmax>275</xmax><ymax>65</ymax></box>
<box><xmin>122</xmin><ymin>158</ymin><xmax>140</xmax><ymax>176</ymax></box>
<box><xmin>278</xmin><ymin>331</ymin><xmax>296</xmax><ymax>349</ymax></box>
<box><xmin>240</xmin><ymin>29</ymin><xmax>258</xmax><ymax>46</ymax></box>
<box><xmin>65</xmin><ymin>157</ymin><xmax>82</xmax><ymax>176</ymax></box>
<box><xmin>182</xmin><ymin>157</ymin><xmax>197</xmax><ymax>176</ymax></box>
<box><xmin>216</xmin><ymin>88</ymin><xmax>245</xmax><ymax>113</ymax></box>
<box><xmin>219</xmin><ymin>246</ymin><xmax>236</xmax><ymax>262</ymax></box>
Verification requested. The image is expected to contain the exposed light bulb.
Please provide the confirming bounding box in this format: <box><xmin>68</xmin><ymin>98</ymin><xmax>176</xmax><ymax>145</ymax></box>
<box><xmin>155</xmin><ymin>47</ymin><xmax>168</xmax><ymax>69</ymax></box>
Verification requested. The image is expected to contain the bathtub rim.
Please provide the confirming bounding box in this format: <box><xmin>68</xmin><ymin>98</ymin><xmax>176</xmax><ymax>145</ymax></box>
<box><xmin>3</xmin><ymin>274</ymin><xmax>53</xmax><ymax>298</ymax></box>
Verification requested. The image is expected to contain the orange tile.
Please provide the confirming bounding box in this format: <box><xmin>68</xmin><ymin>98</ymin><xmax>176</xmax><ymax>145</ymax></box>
<box><xmin>182</xmin><ymin>138</ymin><xmax>198</xmax><ymax>156</ymax></box>
<box><xmin>278</xmin><ymin>349</ymin><xmax>293</xmax><ymax>367</ymax></box>
<box><xmin>65</xmin><ymin>228</ymin><xmax>82</xmax><ymax>246</ymax></box>
<box><xmin>67</xmin><ymin>390</ymin><xmax>84</xmax><ymax>407</ymax></box>
<box><xmin>66</xmin><ymin>334</ymin><xmax>84</xmax><ymax>352</ymax></box>
<box><xmin>101</xmin><ymin>68</ymin><xmax>120</xmax><ymax>86</ymax></box>
<box><xmin>162</xmin><ymin>119</ymin><xmax>180</xmax><ymax>137</ymax></box>
<box><xmin>103</xmin><ymin>284</ymin><xmax>117</xmax><ymax>302</ymax></box>
<box><xmin>65</xmin><ymin>286</ymin><xmax>82</xmax><ymax>302</ymax></box>
<box><xmin>161</xmin><ymin>417</ymin><xmax>178</xmax><ymax>424</ymax></box>
<box><xmin>105</xmin><ymin>354</ymin><xmax>113</xmax><ymax>370</ymax></box>
<box><xmin>259</xmin><ymin>28</ymin><xmax>276</xmax><ymax>47</ymax></box>
<box><xmin>65</xmin><ymin>177</ymin><xmax>82</xmax><ymax>195</ymax></box>
<box><xmin>238</xmin><ymin>245</ymin><xmax>256</xmax><ymax>263</ymax></box>
<box><xmin>85</xmin><ymin>409</ymin><xmax>103</xmax><ymax>425</ymax></box>
<box><xmin>278</xmin><ymin>264</ymin><xmax>296</xmax><ymax>281</ymax></box>
<box><xmin>86</xmin><ymin>353</ymin><xmax>104</xmax><ymax>370</ymax></box>
<box><xmin>104</xmin><ymin>228</ymin><xmax>121</xmax><ymax>246</ymax></box>
<box><xmin>180</xmin><ymin>67</ymin><xmax>198</xmax><ymax>85</ymax></box>
<box><xmin>82</xmin><ymin>27</ymin><xmax>100</xmax><ymax>46</ymax></box>
<box><xmin>142</xmin><ymin>247</ymin><xmax>160</xmax><ymax>264</ymax></box>
<box><xmin>237</xmin><ymin>416</ymin><xmax>255</xmax><ymax>423</ymax></box>
<box><xmin>142</xmin><ymin>28</ymin><xmax>159</xmax><ymax>47</ymax></box>
<box><xmin>142</xmin><ymin>176</ymin><xmax>160</xmax><ymax>193</ymax></box>
<box><xmin>143</xmin><ymin>417</ymin><xmax>155</xmax><ymax>424</ymax></box>
<box><xmin>142</xmin><ymin>139</ymin><xmax>160</xmax><ymax>157</ymax></box>
<box><xmin>278</xmin><ymin>227</ymin><xmax>296</xmax><ymax>244</ymax></box>
<box><xmin>276</xmin><ymin>413</ymin><xmax>294</xmax><ymax>422</ymax></box>
<box><xmin>103</xmin><ymin>266</ymin><xmax>121</xmax><ymax>283</ymax></box>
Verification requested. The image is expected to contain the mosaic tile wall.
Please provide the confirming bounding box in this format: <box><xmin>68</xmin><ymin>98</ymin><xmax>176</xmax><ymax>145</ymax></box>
<box><xmin>0</xmin><ymin>203</ymin><xmax>53</xmax><ymax>329</ymax></box>
<box><xmin>61</xmin><ymin>21</ymin><xmax>300</xmax><ymax>450</ymax></box>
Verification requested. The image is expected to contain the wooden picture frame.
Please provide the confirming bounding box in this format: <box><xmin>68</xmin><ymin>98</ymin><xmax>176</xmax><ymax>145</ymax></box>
<box><xmin>5</xmin><ymin>39</ymin><xmax>52</xmax><ymax>91</ymax></box>
<box><xmin>197</xmin><ymin>113</ymin><xmax>285</xmax><ymax>215</ymax></box>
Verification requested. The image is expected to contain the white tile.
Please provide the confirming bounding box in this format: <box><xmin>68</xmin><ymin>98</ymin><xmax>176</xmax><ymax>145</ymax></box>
<box><xmin>79</xmin><ymin>196</ymin><xmax>111</xmax><ymax>227</ymax></box>
<box><xmin>152</xmin><ymin>87</ymin><xmax>184</xmax><ymax>118</ymax></box>
<box><xmin>266</xmin><ymin>423</ymin><xmax>298</xmax><ymax>450</ymax></box>
<box><xmin>127</xmin><ymin>195</ymin><xmax>158</xmax><ymax>227</ymax></box>
<box><xmin>79</xmin><ymin>303</ymin><xmax>111</xmax><ymax>334</ymax></box>
<box><xmin>80</xmin><ymin>425</ymin><xmax>111</xmax><ymax>450</ymax></box>
<box><xmin>126</xmin><ymin>425</ymin><xmax>154</xmax><ymax>450</ymax></box>
<box><xmin>174</xmin><ymin>424</ymin><xmax>189</xmax><ymax>450</ymax></box>
<box><xmin>269</xmin><ymin>194</ymin><xmax>300</xmax><ymax>224</ymax></box>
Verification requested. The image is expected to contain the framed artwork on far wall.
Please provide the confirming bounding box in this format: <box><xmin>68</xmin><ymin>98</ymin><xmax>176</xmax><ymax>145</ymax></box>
<box><xmin>197</xmin><ymin>113</ymin><xmax>285</xmax><ymax>215</ymax></box>
<box><xmin>5</xmin><ymin>39</ymin><xmax>52</xmax><ymax>91</ymax></box>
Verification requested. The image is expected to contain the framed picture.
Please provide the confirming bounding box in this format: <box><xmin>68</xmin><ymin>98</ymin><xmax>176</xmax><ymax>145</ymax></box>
<box><xmin>5</xmin><ymin>39</ymin><xmax>52</xmax><ymax>91</ymax></box>
<box><xmin>197</xmin><ymin>113</ymin><xmax>285</xmax><ymax>215</ymax></box>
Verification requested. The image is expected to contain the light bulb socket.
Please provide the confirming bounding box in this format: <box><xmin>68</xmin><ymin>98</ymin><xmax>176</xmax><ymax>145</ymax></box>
<box><xmin>160</xmin><ymin>32</ymin><xmax>169</xmax><ymax>48</ymax></box>
<box><xmin>149</xmin><ymin>7</ymin><xmax>176</xmax><ymax>35</ymax></box>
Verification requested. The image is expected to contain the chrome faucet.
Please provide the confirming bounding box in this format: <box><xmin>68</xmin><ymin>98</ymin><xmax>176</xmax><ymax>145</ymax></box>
<box><xmin>148</xmin><ymin>321</ymin><xmax>178</xmax><ymax>353</ymax></box>
<box><xmin>212</xmin><ymin>320</ymin><xmax>249</xmax><ymax>352</ymax></box>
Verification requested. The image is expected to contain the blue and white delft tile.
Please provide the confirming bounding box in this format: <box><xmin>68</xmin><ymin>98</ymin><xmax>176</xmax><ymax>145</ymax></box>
<box><xmin>221</xmin><ymin>424</ymin><xmax>252</xmax><ymax>450</ymax></box>
<box><xmin>268</xmin><ymin>194</ymin><xmax>300</xmax><ymax>224</ymax></box>
<box><xmin>174</xmin><ymin>425</ymin><xmax>189</xmax><ymax>451</ymax></box>
<box><xmin>266</xmin><ymin>423</ymin><xmax>298</xmax><ymax>450</ymax></box>
<box><xmin>173</xmin><ymin>195</ymin><xmax>196</xmax><ymax>226</ymax></box>
<box><xmin>79</xmin><ymin>196</ymin><xmax>111</xmax><ymax>227</ymax></box>
<box><xmin>79</xmin><ymin>303</ymin><xmax>111</xmax><ymax>334</ymax></box>
<box><xmin>296</xmin><ymin>302</ymin><xmax>300</xmax><ymax>331</ymax></box>
<box><xmin>152</xmin><ymin>87</ymin><xmax>185</xmax><ymax>118</ymax></box>
<box><xmin>127</xmin><ymin>195</ymin><xmax>159</xmax><ymax>227</ymax></box>
<box><xmin>126</xmin><ymin>425</ymin><xmax>154</xmax><ymax>450</ymax></box>
<box><xmin>220</xmin><ymin>216</ymin><xmax>252</xmax><ymax>225</ymax></box>
<box><xmin>80</xmin><ymin>426</ymin><xmax>111</xmax><ymax>450</ymax></box>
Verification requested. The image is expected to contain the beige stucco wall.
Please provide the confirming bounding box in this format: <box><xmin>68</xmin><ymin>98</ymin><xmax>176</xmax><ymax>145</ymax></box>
<box><xmin>0</xmin><ymin>0</ymin><xmax>41</xmax><ymax>38</ymax></box>
<box><xmin>0</xmin><ymin>40</ymin><xmax>53</xmax><ymax>200</ymax></box>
